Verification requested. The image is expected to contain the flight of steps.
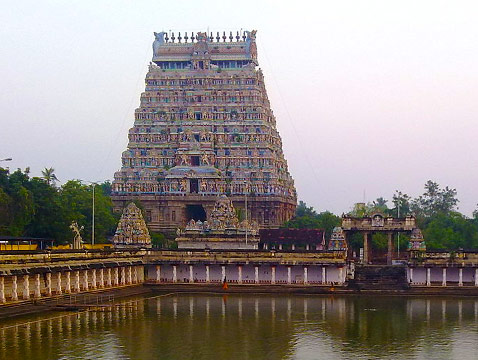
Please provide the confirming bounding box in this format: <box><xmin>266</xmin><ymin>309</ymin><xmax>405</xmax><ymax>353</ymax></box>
<box><xmin>348</xmin><ymin>265</ymin><xmax>410</xmax><ymax>290</ymax></box>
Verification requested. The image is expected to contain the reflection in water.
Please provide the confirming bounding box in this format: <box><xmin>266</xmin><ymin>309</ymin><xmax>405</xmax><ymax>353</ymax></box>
<box><xmin>1</xmin><ymin>294</ymin><xmax>478</xmax><ymax>360</ymax></box>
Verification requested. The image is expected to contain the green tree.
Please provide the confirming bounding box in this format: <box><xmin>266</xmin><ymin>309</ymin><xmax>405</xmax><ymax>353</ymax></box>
<box><xmin>41</xmin><ymin>167</ymin><xmax>59</xmax><ymax>186</ymax></box>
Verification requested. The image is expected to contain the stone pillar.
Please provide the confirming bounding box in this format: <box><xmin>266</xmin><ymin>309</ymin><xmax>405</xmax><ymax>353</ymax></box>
<box><xmin>46</xmin><ymin>273</ymin><xmax>52</xmax><ymax>296</ymax></box>
<box><xmin>114</xmin><ymin>268</ymin><xmax>119</xmax><ymax>286</ymax></box>
<box><xmin>65</xmin><ymin>272</ymin><xmax>71</xmax><ymax>293</ymax></box>
<box><xmin>91</xmin><ymin>269</ymin><xmax>97</xmax><ymax>289</ymax></box>
<box><xmin>221</xmin><ymin>266</ymin><xmax>226</xmax><ymax>282</ymax></box>
<box><xmin>271</xmin><ymin>266</ymin><xmax>276</xmax><ymax>284</ymax></box>
<box><xmin>339</xmin><ymin>267</ymin><xmax>344</xmax><ymax>284</ymax></box>
<box><xmin>11</xmin><ymin>276</ymin><xmax>18</xmax><ymax>301</ymax></box>
<box><xmin>409</xmin><ymin>268</ymin><xmax>414</xmax><ymax>284</ymax></box>
<box><xmin>133</xmin><ymin>267</ymin><xmax>138</xmax><ymax>283</ymax></box>
<box><xmin>0</xmin><ymin>277</ymin><xmax>5</xmax><ymax>304</ymax></box>
<box><xmin>306</xmin><ymin>244</ymin><xmax>310</xmax><ymax>251</ymax></box>
<box><xmin>278</xmin><ymin>244</ymin><xmax>283</xmax><ymax>250</ymax></box>
<box><xmin>363</xmin><ymin>232</ymin><xmax>369</xmax><ymax>264</ymax></box>
<box><xmin>287</xmin><ymin>266</ymin><xmax>291</xmax><ymax>284</ymax></box>
<box><xmin>254</xmin><ymin>266</ymin><xmax>259</xmax><ymax>284</ymax></box>
<box><xmin>99</xmin><ymin>269</ymin><xmax>104</xmax><ymax>288</ymax></box>
<box><xmin>189</xmin><ymin>265</ymin><xmax>194</xmax><ymax>283</ymax></box>
<box><xmin>127</xmin><ymin>267</ymin><xmax>132</xmax><ymax>285</ymax></box>
<box><xmin>426</xmin><ymin>268</ymin><xmax>431</xmax><ymax>287</ymax></box>
<box><xmin>387</xmin><ymin>232</ymin><xmax>393</xmax><ymax>265</ymax></box>
<box><xmin>56</xmin><ymin>272</ymin><xmax>62</xmax><ymax>294</ymax></box>
<box><xmin>75</xmin><ymin>271</ymin><xmax>80</xmax><ymax>292</ymax></box>
<box><xmin>107</xmin><ymin>268</ymin><xmax>112</xmax><ymax>287</ymax></box>
<box><xmin>121</xmin><ymin>267</ymin><xmax>126</xmax><ymax>285</ymax></box>
<box><xmin>291</xmin><ymin>244</ymin><xmax>295</xmax><ymax>251</ymax></box>
<box><xmin>172</xmin><ymin>265</ymin><xmax>177</xmax><ymax>283</ymax></box>
<box><xmin>23</xmin><ymin>275</ymin><xmax>30</xmax><ymax>300</ymax></box>
<box><xmin>34</xmin><ymin>274</ymin><xmax>41</xmax><ymax>298</ymax></box>
<box><xmin>459</xmin><ymin>268</ymin><xmax>463</xmax><ymax>286</ymax></box>
<box><xmin>83</xmin><ymin>270</ymin><xmax>89</xmax><ymax>291</ymax></box>
<box><xmin>263</xmin><ymin>243</ymin><xmax>268</xmax><ymax>250</ymax></box>
<box><xmin>322</xmin><ymin>266</ymin><xmax>326</xmax><ymax>284</ymax></box>
<box><xmin>303</xmin><ymin>267</ymin><xmax>308</xmax><ymax>285</ymax></box>
<box><xmin>442</xmin><ymin>268</ymin><xmax>447</xmax><ymax>287</ymax></box>
<box><xmin>156</xmin><ymin>265</ymin><xmax>161</xmax><ymax>283</ymax></box>
<box><xmin>475</xmin><ymin>268</ymin><xmax>478</xmax><ymax>287</ymax></box>
<box><xmin>238</xmin><ymin>265</ymin><xmax>242</xmax><ymax>284</ymax></box>
<box><xmin>206</xmin><ymin>265</ymin><xmax>210</xmax><ymax>283</ymax></box>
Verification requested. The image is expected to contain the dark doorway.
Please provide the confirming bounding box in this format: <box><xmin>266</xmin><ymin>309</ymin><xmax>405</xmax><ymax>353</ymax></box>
<box><xmin>191</xmin><ymin>156</ymin><xmax>200</xmax><ymax>166</ymax></box>
<box><xmin>189</xmin><ymin>179</ymin><xmax>199</xmax><ymax>193</ymax></box>
<box><xmin>186</xmin><ymin>205</ymin><xmax>206</xmax><ymax>221</ymax></box>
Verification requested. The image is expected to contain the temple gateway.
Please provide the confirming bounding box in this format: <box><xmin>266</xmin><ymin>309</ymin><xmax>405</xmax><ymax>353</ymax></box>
<box><xmin>112</xmin><ymin>30</ymin><xmax>297</xmax><ymax>231</ymax></box>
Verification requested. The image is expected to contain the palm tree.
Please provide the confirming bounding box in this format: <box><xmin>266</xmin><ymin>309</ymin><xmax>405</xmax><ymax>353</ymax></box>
<box><xmin>42</xmin><ymin>167</ymin><xmax>59</xmax><ymax>186</ymax></box>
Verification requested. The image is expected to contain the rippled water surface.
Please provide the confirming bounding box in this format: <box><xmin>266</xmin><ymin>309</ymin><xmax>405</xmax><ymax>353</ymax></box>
<box><xmin>1</xmin><ymin>294</ymin><xmax>478</xmax><ymax>359</ymax></box>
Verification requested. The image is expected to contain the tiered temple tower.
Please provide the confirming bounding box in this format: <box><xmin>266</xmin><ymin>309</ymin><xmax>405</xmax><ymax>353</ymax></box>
<box><xmin>112</xmin><ymin>30</ymin><xmax>296</xmax><ymax>231</ymax></box>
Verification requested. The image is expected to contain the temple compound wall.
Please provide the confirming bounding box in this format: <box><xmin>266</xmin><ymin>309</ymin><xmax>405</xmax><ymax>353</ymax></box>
<box><xmin>111</xmin><ymin>30</ymin><xmax>297</xmax><ymax>231</ymax></box>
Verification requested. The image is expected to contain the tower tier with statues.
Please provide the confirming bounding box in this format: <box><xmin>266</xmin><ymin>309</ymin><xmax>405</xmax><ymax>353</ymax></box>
<box><xmin>111</xmin><ymin>30</ymin><xmax>296</xmax><ymax>231</ymax></box>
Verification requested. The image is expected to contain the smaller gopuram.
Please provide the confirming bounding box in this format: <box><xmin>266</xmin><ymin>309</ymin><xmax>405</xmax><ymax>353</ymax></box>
<box><xmin>408</xmin><ymin>228</ymin><xmax>426</xmax><ymax>251</ymax></box>
<box><xmin>328</xmin><ymin>227</ymin><xmax>347</xmax><ymax>251</ymax></box>
<box><xmin>176</xmin><ymin>195</ymin><xmax>259</xmax><ymax>250</ymax></box>
<box><xmin>113</xmin><ymin>203</ymin><xmax>152</xmax><ymax>248</ymax></box>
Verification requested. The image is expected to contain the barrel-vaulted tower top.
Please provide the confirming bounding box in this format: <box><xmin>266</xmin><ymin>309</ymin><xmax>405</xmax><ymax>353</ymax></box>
<box><xmin>152</xmin><ymin>30</ymin><xmax>258</xmax><ymax>66</ymax></box>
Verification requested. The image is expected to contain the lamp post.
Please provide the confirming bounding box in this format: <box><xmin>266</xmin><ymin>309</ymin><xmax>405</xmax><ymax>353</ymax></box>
<box><xmin>80</xmin><ymin>180</ymin><xmax>102</xmax><ymax>246</ymax></box>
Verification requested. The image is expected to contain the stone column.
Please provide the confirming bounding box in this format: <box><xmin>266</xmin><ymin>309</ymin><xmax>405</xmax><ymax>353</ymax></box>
<box><xmin>221</xmin><ymin>266</ymin><xmax>226</xmax><ymax>282</ymax></box>
<box><xmin>322</xmin><ymin>266</ymin><xmax>327</xmax><ymax>284</ymax></box>
<box><xmin>156</xmin><ymin>265</ymin><xmax>161</xmax><ymax>283</ymax></box>
<box><xmin>254</xmin><ymin>266</ymin><xmax>259</xmax><ymax>284</ymax></box>
<box><xmin>11</xmin><ymin>276</ymin><xmax>18</xmax><ymax>301</ymax></box>
<box><xmin>127</xmin><ymin>267</ymin><xmax>132</xmax><ymax>285</ymax></box>
<box><xmin>46</xmin><ymin>273</ymin><xmax>52</xmax><ymax>296</ymax></box>
<box><xmin>56</xmin><ymin>272</ymin><xmax>62</xmax><ymax>294</ymax></box>
<box><xmin>133</xmin><ymin>267</ymin><xmax>138</xmax><ymax>283</ymax></box>
<box><xmin>339</xmin><ymin>267</ymin><xmax>344</xmax><ymax>284</ymax></box>
<box><xmin>387</xmin><ymin>232</ymin><xmax>393</xmax><ymax>265</ymax></box>
<box><xmin>172</xmin><ymin>265</ymin><xmax>177</xmax><ymax>283</ymax></box>
<box><xmin>189</xmin><ymin>265</ymin><xmax>194</xmax><ymax>283</ymax></box>
<box><xmin>409</xmin><ymin>268</ymin><xmax>414</xmax><ymax>284</ymax></box>
<box><xmin>99</xmin><ymin>269</ymin><xmax>104</xmax><ymax>288</ymax></box>
<box><xmin>65</xmin><ymin>272</ymin><xmax>71</xmax><ymax>293</ymax></box>
<box><xmin>278</xmin><ymin>244</ymin><xmax>283</xmax><ymax>250</ymax></box>
<box><xmin>0</xmin><ymin>277</ymin><xmax>5</xmax><ymax>304</ymax></box>
<box><xmin>303</xmin><ymin>267</ymin><xmax>308</xmax><ymax>285</ymax></box>
<box><xmin>306</xmin><ymin>244</ymin><xmax>310</xmax><ymax>251</ymax></box>
<box><xmin>442</xmin><ymin>268</ymin><xmax>447</xmax><ymax>287</ymax></box>
<box><xmin>75</xmin><ymin>271</ymin><xmax>80</xmax><ymax>292</ymax></box>
<box><xmin>271</xmin><ymin>266</ymin><xmax>276</xmax><ymax>284</ymax></box>
<box><xmin>291</xmin><ymin>244</ymin><xmax>295</xmax><ymax>251</ymax></box>
<box><xmin>206</xmin><ymin>265</ymin><xmax>210</xmax><ymax>283</ymax></box>
<box><xmin>287</xmin><ymin>266</ymin><xmax>292</xmax><ymax>284</ymax></box>
<box><xmin>34</xmin><ymin>274</ymin><xmax>41</xmax><ymax>298</ymax></box>
<box><xmin>475</xmin><ymin>268</ymin><xmax>478</xmax><ymax>287</ymax></box>
<box><xmin>83</xmin><ymin>270</ymin><xmax>89</xmax><ymax>291</ymax></box>
<box><xmin>23</xmin><ymin>275</ymin><xmax>30</xmax><ymax>300</ymax></box>
<box><xmin>238</xmin><ymin>265</ymin><xmax>242</xmax><ymax>284</ymax></box>
<box><xmin>91</xmin><ymin>269</ymin><xmax>97</xmax><ymax>289</ymax></box>
<box><xmin>459</xmin><ymin>268</ymin><xmax>463</xmax><ymax>286</ymax></box>
<box><xmin>121</xmin><ymin>267</ymin><xmax>126</xmax><ymax>285</ymax></box>
<box><xmin>107</xmin><ymin>268</ymin><xmax>112</xmax><ymax>287</ymax></box>
<box><xmin>114</xmin><ymin>268</ymin><xmax>119</xmax><ymax>286</ymax></box>
<box><xmin>363</xmin><ymin>232</ymin><xmax>369</xmax><ymax>264</ymax></box>
<box><xmin>426</xmin><ymin>268</ymin><xmax>431</xmax><ymax>287</ymax></box>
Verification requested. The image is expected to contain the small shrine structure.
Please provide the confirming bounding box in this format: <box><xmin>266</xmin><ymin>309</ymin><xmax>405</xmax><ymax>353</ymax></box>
<box><xmin>176</xmin><ymin>195</ymin><xmax>259</xmax><ymax>250</ymax></box>
<box><xmin>113</xmin><ymin>203</ymin><xmax>152</xmax><ymax>248</ymax></box>
<box><xmin>341</xmin><ymin>213</ymin><xmax>425</xmax><ymax>264</ymax></box>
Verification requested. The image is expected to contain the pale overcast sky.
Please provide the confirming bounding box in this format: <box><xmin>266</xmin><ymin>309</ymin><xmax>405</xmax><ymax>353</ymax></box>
<box><xmin>1</xmin><ymin>0</ymin><xmax>478</xmax><ymax>215</ymax></box>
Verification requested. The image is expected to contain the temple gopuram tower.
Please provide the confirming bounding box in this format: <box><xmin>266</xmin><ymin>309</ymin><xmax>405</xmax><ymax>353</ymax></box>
<box><xmin>112</xmin><ymin>30</ymin><xmax>296</xmax><ymax>231</ymax></box>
